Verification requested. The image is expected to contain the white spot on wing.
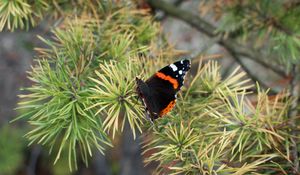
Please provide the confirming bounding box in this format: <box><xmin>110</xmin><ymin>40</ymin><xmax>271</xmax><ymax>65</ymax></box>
<box><xmin>169</xmin><ymin>64</ymin><xmax>178</xmax><ymax>71</ymax></box>
<box><xmin>179</xmin><ymin>70</ymin><xmax>183</xmax><ymax>75</ymax></box>
<box><xmin>180</xmin><ymin>60</ymin><xmax>183</xmax><ymax>64</ymax></box>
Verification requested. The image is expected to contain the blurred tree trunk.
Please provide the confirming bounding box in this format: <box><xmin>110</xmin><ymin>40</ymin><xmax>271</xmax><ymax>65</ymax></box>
<box><xmin>120</xmin><ymin>122</ymin><xmax>147</xmax><ymax>175</ymax></box>
<box><xmin>92</xmin><ymin>151</ymin><xmax>112</xmax><ymax>175</ymax></box>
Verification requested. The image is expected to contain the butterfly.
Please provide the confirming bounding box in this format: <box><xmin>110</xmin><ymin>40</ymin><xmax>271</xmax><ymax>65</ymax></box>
<box><xmin>136</xmin><ymin>59</ymin><xmax>191</xmax><ymax>121</ymax></box>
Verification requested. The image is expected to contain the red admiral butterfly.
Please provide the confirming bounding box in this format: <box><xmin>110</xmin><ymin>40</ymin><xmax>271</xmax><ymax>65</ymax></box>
<box><xmin>136</xmin><ymin>59</ymin><xmax>191</xmax><ymax>121</ymax></box>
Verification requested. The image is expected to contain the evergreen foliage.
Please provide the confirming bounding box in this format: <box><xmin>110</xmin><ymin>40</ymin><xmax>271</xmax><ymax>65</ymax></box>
<box><xmin>201</xmin><ymin>0</ymin><xmax>300</xmax><ymax>68</ymax></box>
<box><xmin>5</xmin><ymin>0</ymin><xmax>300</xmax><ymax>174</ymax></box>
<box><xmin>14</xmin><ymin>1</ymin><xmax>160</xmax><ymax>171</ymax></box>
<box><xmin>0</xmin><ymin>0</ymin><xmax>112</xmax><ymax>31</ymax></box>
<box><xmin>144</xmin><ymin>62</ymin><xmax>292</xmax><ymax>174</ymax></box>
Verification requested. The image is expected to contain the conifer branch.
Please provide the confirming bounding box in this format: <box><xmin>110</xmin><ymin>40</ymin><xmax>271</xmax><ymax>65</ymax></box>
<box><xmin>146</xmin><ymin>0</ymin><xmax>287</xmax><ymax>77</ymax></box>
<box><xmin>144</xmin><ymin>60</ymin><xmax>290</xmax><ymax>174</ymax></box>
<box><xmin>9</xmin><ymin>1</ymin><xmax>298</xmax><ymax>174</ymax></box>
<box><xmin>285</xmin><ymin>0</ymin><xmax>300</xmax><ymax>10</ymax></box>
<box><xmin>245</xmin><ymin>5</ymin><xmax>294</xmax><ymax>36</ymax></box>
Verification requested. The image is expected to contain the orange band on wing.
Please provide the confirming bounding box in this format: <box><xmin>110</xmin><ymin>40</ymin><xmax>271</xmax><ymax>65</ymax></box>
<box><xmin>159</xmin><ymin>100</ymin><xmax>176</xmax><ymax>116</ymax></box>
<box><xmin>155</xmin><ymin>72</ymin><xmax>178</xmax><ymax>89</ymax></box>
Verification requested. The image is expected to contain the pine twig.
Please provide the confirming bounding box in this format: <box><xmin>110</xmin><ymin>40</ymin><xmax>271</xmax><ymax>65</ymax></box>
<box><xmin>288</xmin><ymin>64</ymin><xmax>300</xmax><ymax>174</ymax></box>
<box><xmin>146</xmin><ymin>0</ymin><xmax>287</xmax><ymax>78</ymax></box>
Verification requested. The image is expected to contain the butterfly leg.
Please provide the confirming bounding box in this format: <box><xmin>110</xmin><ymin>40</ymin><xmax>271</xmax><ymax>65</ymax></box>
<box><xmin>143</xmin><ymin>108</ymin><xmax>153</xmax><ymax>124</ymax></box>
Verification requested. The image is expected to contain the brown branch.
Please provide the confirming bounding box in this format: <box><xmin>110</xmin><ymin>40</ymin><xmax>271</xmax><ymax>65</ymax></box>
<box><xmin>146</xmin><ymin>0</ymin><xmax>287</xmax><ymax>77</ymax></box>
<box><xmin>288</xmin><ymin>64</ymin><xmax>300</xmax><ymax>174</ymax></box>
<box><xmin>156</xmin><ymin>0</ymin><xmax>185</xmax><ymax>21</ymax></box>
<box><xmin>228</xmin><ymin>49</ymin><xmax>279</xmax><ymax>94</ymax></box>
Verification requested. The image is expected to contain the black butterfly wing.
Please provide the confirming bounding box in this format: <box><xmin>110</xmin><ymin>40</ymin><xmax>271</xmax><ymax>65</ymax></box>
<box><xmin>145</xmin><ymin>59</ymin><xmax>191</xmax><ymax>117</ymax></box>
<box><xmin>146</xmin><ymin>76</ymin><xmax>176</xmax><ymax>117</ymax></box>
<box><xmin>136</xmin><ymin>77</ymin><xmax>161</xmax><ymax>120</ymax></box>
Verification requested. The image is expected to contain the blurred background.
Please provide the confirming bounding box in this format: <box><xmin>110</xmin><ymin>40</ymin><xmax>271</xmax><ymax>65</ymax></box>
<box><xmin>1</xmin><ymin>0</ymin><xmax>299</xmax><ymax>174</ymax></box>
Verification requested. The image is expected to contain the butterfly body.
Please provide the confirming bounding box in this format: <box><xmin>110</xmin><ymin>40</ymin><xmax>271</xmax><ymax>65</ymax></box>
<box><xmin>136</xmin><ymin>59</ymin><xmax>191</xmax><ymax>121</ymax></box>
